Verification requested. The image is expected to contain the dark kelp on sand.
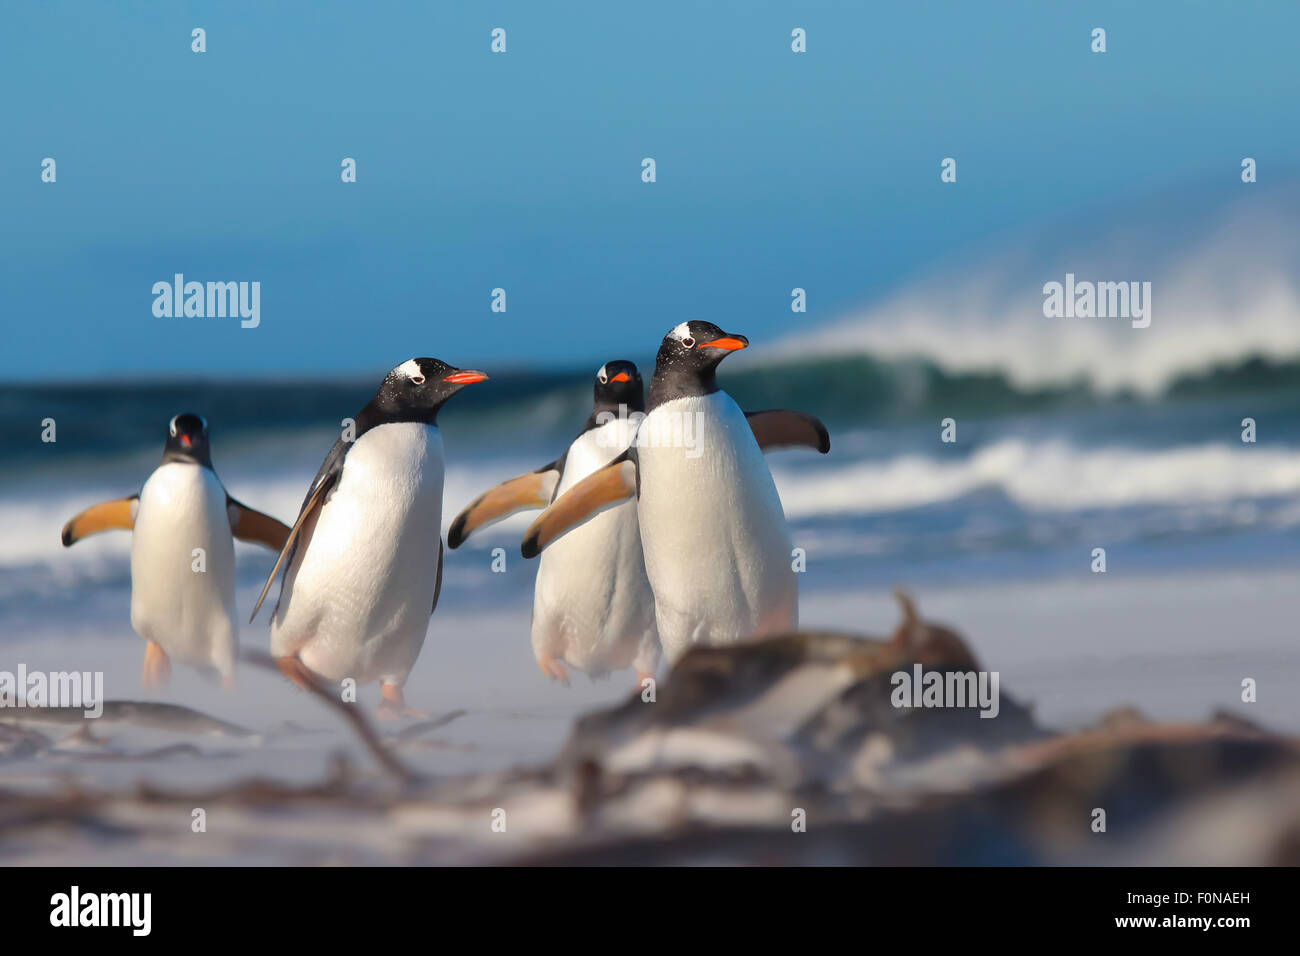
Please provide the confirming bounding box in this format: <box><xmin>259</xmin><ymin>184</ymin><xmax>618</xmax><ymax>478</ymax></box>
<box><xmin>2</xmin><ymin>594</ymin><xmax>1297</xmax><ymax>865</ymax></box>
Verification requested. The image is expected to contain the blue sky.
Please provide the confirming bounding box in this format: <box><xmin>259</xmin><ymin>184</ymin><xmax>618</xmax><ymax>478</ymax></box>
<box><xmin>3</xmin><ymin>0</ymin><xmax>1299</xmax><ymax>380</ymax></box>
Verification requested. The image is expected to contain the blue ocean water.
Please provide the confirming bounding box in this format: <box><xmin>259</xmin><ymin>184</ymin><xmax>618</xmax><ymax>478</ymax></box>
<box><xmin>3</xmin><ymin>353</ymin><xmax>1300</xmax><ymax>642</ymax></box>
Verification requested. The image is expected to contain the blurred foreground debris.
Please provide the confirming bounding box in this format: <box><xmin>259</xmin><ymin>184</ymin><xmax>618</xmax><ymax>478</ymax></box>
<box><xmin>2</xmin><ymin>593</ymin><xmax>1297</xmax><ymax>864</ymax></box>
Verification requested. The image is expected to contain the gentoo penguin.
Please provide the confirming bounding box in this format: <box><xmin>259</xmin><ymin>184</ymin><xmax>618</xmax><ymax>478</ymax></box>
<box><xmin>60</xmin><ymin>413</ymin><xmax>290</xmax><ymax>688</ymax></box>
<box><xmin>249</xmin><ymin>358</ymin><xmax>488</xmax><ymax>719</ymax></box>
<box><xmin>447</xmin><ymin>360</ymin><xmax>659</xmax><ymax>685</ymax></box>
<box><xmin>521</xmin><ymin>322</ymin><xmax>829</xmax><ymax>663</ymax></box>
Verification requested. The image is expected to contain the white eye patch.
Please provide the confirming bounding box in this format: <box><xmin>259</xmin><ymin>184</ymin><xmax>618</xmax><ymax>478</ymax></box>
<box><xmin>597</xmin><ymin>364</ymin><xmax>608</xmax><ymax>384</ymax></box>
<box><xmin>168</xmin><ymin>416</ymin><xmax>179</xmax><ymax>437</ymax></box>
<box><xmin>396</xmin><ymin>358</ymin><xmax>425</xmax><ymax>384</ymax></box>
<box><xmin>670</xmin><ymin>322</ymin><xmax>692</xmax><ymax>342</ymax></box>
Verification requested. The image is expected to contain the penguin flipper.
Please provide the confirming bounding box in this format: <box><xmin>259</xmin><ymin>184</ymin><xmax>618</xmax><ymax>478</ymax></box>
<box><xmin>431</xmin><ymin>539</ymin><xmax>444</xmax><ymax>615</ymax></box>
<box><xmin>61</xmin><ymin>496</ymin><xmax>139</xmax><ymax>546</ymax></box>
<box><xmin>521</xmin><ymin>453</ymin><xmax>637</xmax><ymax>559</ymax></box>
<box><xmin>248</xmin><ymin>474</ymin><xmax>336</xmax><ymax>623</ymax></box>
<box><xmin>447</xmin><ymin>461</ymin><xmax>562</xmax><ymax>548</ymax></box>
<box><xmin>226</xmin><ymin>498</ymin><xmax>292</xmax><ymax>552</ymax></box>
<box><xmin>745</xmin><ymin>410</ymin><xmax>831</xmax><ymax>454</ymax></box>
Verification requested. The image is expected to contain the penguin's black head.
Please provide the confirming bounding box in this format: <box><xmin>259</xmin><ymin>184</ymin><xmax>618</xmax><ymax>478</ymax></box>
<box><xmin>648</xmin><ymin>321</ymin><xmax>749</xmax><ymax>408</ymax></box>
<box><xmin>593</xmin><ymin>360</ymin><xmax>644</xmax><ymax>415</ymax></box>
<box><xmin>163</xmin><ymin>413</ymin><xmax>213</xmax><ymax>467</ymax></box>
<box><xmin>368</xmin><ymin>357</ymin><xmax>490</xmax><ymax>424</ymax></box>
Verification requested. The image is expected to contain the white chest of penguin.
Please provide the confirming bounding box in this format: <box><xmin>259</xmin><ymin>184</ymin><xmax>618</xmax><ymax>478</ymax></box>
<box><xmin>637</xmin><ymin>393</ymin><xmax>791</xmax><ymax>569</ymax></box>
<box><xmin>274</xmin><ymin>423</ymin><xmax>444</xmax><ymax>679</ymax></box>
<box><xmin>558</xmin><ymin>416</ymin><xmax>641</xmax><ymax>494</ymax></box>
<box><xmin>635</xmin><ymin>392</ymin><xmax>797</xmax><ymax>653</ymax></box>
<box><xmin>537</xmin><ymin>417</ymin><xmax>649</xmax><ymax>613</ymax></box>
<box><xmin>130</xmin><ymin>462</ymin><xmax>235</xmax><ymax>646</ymax></box>
<box><xmin>324</xmin><ymin>423</ymin><xmax>444</xmax><ymax>565</ymax></box>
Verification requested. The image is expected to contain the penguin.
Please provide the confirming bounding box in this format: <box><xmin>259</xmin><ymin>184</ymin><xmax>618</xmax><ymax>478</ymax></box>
<box><xmin>248</xmin><ymin>358</ymin><xmax>488</xmax><ymax>719</ymax></box>
<box><xmin>447</xmin><ymin>360</ymin><xmax>659</xmax><ymax>685</ymax></box>
<box><xmin>521</xmin><ymin>322</ymin><xmax>829</xmax><ymax>663</ymax></box>
<box><xmin>60</xmin><ymin>413</ymin><xmax>290</xmax><ymax>688</ymax></box>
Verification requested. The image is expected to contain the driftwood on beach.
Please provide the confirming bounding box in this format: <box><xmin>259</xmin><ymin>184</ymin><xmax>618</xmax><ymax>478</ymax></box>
<box><xmin>2</xmin><ymin>595</ymin><xmax>1297</xmax><ymax>865</ymax></box>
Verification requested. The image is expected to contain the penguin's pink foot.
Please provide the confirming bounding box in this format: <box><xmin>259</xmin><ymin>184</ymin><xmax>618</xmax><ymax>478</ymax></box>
<box><xmin>378</xmin><ymin>682</ymin><xmax>427</xmax><ymax>720</ymax></box>
<box><xmin>142</xmin><ymin>641</ymin><xmax>172</xmax><ymax>689</ymax></box>
<box><xmin>537</xmin><ymin>655</ymin><xmax>570</xmax><ymax>686</ymax></box>
<box><xmin>276</xmin><ymin>655</ymin><xmax>320</xmax><ymax>692</ymax></box>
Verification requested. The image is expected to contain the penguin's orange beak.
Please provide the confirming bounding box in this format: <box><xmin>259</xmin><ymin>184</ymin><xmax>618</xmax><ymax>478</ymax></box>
<box><xmin>610</xmin><ymin>371</ymin><xmax>631</xmax><ymax>382</ymax></box>
<box><xmin>180</xmin><ymin>435</ymin><xmax>193</xmax><ymax>448</ymax></box>
<box><xmin>700</xmin><ymin>335</ymin><xmax>748</xmax><ymax>351</ymax></box>
<box><xmin>443</xmin><ymin>370</ymin><xmax>489</xmax><ymax>384</ymax></box>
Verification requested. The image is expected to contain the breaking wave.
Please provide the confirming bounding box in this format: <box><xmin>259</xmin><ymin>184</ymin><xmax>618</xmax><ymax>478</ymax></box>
<box><xmin>771</xmin><ymin>438</ymin><xmax>1300</xmax><ymax>518</ymax></box>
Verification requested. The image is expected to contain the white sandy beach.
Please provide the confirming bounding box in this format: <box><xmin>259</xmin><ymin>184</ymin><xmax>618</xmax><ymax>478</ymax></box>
<box><xmin>3</xmin><ymin>564</ymin><xmax>1295</xmax><ymax>801</ymax></box>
